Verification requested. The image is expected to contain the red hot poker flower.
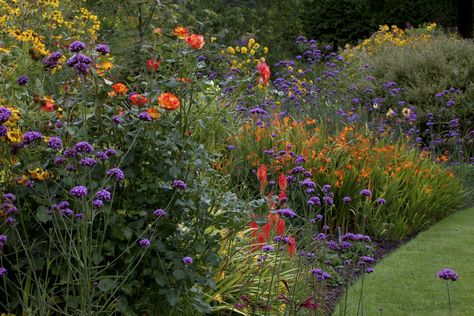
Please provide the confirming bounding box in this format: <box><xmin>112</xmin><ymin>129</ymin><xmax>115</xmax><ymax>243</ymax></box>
<box><xmin>277</xmin><ymin>219</ymin><xmax>285</xmax><ymax>236</ymax></box>
<box><xmin>287</xmin><ymin>236</ymin><xmax>296</xmax><ymax>256</ymax></box>
<box><xmin>278</xmin><ymin>173</ymin><xmax>287</xmax><ymax>192</ymax></box>
<box><xmin>257</xmin><ymin>165</ymin><xmax>268</xmax><ymax>193</ymax></box>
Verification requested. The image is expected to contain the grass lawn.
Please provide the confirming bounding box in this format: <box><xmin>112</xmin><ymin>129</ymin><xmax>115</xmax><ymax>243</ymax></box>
<box><xmin>334</xmin><ymin>207</ymin><xmax>474</xmax><ymax>316</ymax></box>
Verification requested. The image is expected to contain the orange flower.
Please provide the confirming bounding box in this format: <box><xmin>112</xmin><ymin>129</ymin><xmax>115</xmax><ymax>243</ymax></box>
<box><xmin>257</xmin><ymin>165</ymin><xmax>268</xmax><ymax>192</ymax></box>
<box><xmin>112</xmin><ymin>83</ymin><xmax>128</xmax><ymax>95</ymax></box>
<box><xmin>158</xmin><ymin>92</ymin><xmax>180</xmax><ymax>111</ymax></box>
<box><xmin>129</xmin><ymin>93</ymin><xmax>148</xmax><ymax>107</ymax></box>
<box><xmin>184</xmin><ymin>34</ymin><xmax>205</xmax><ymax>49</ymax></box>
<box><xmin>146</xmin><ymin>107</ymin><xmax>161</xmax><ymax>119</ymax></box>
<box><xmin>256</xmin><ymin>61</ymin><xmax>271</xmax><ymax>86</ymax></box>
<box><xmin>173</xmin><ymin>26</ymin><xmax>189</xmax><ymax>39</ymax></box>
<box><xmin>40</xmin><ymin>100</ymin><xmax>55</xmax><ymax>112</ymax></box>
<box><xmin>146</xmin><ymin>58</ymin><xmax>161</xmax><ymax>71</ymax></box>
<box><xmin>278</xmin><ymin>173</ymin><xmax>287</xmax><ymax>192</ymax></box>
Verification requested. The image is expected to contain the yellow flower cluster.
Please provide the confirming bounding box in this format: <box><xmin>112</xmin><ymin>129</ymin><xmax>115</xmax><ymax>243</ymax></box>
<box><xmin>38</xmin><ymin>0</ymin><xmax>60</xmax><ymax>8</ymax></box>
<box><xmin>223</xmin><ymin>38</ymin><xmax>269</xmax><ymax>72</ymax></box>
<box><xmin>43</xmin><ymin>9</ymin><xmax>74</xmax><ymax>30</ymax></box>
<box><xmin>345</xmin><ymin>23</ymin><xmax>437</xmax><ymax>57</ymax></box>
<box><xmin>74</xmin><ymin>7</ymin><xmax>101</xmax><ymax>40</ymax></box>
<box><xmin>7</xmin><ymin>28</ymin><xmax>49</xmax><ymax>56</ymax></box>
<box><xmin>0</xmin><ymin>106</ymin><xmax>22</xmax><ymax>144</ymax></box>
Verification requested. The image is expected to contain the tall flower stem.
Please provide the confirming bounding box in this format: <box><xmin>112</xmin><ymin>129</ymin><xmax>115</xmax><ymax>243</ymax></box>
<box><xmin>446</xmin><ymin>281</ymin><xmax>453</xmax><ymax>316</ymax></box>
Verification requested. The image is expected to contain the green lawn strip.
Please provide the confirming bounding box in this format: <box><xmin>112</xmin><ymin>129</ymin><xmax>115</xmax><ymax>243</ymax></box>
<box><xmin>334</xmin><ymin>207</ymin><xmax>474</xmax><ymax>316</ymax></box>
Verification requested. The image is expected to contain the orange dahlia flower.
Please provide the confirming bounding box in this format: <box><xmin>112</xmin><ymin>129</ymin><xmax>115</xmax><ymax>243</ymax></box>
<box><xmin>158</xmin><ymin>92</ymin><xmax>180</xmax><ymax>111</ymax></box>
<box><xmin>173</xmin><ymin>26</ymin><xmax>189</xmax><ymax>39</ymax></box>
<box><xmin>129</xmin><ymin>93</ymin><xmax>148</xmax><ymax>107</ymax></box>
<box><xmin>112</xmin><ymin>83</ymin><xmax>128</xmax><ymax>95</ymax></box>
<box><xmin>184</xmin><ymin>34</ymin><xmax>205</xmax><ymax>49</ymax></box>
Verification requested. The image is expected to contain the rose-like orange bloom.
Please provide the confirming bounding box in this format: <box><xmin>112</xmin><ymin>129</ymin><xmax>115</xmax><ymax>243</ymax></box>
<box><xmin>278</xmin><ymin>173</ymin><xmax>287</xmax><ymax>192</ymax></box>
<box><xmin>173</xmin><ymin>26</ymin><xmax>189</xmax><ymax>39</ymax></box>
<box><xmin>184</xmin><ymin>34</ymin><xmax>205</xmax><ymax>49</ymax></box>
<box><xmin>146</xmin><ymin>58</ymin><xmax>161</xmax><ymax>71</ymax></box>
<box><xmin>129</xmin><ymin>93</ymin><xmax>148</xmax><ymax>107</ymax></box>
<box><xmin>158</xmin><ymin>92</ymin><xmax>181</xmax><ymax>111</ymax></box>
<box><xmin>146</xmin><ymin>107</ymin><xmax>161</xmax><ymax>119</ymax></box>
<box><xmin>112</xmin><ymin>83</ymin><xmax>128</xmax><ymax>95</ymax></box>
<box><xmin>257</xmin><ymin>61</ymin><xmax>271</xmax><ymax>86</ymax></box>
<box><xmin>256</xmin><ymin>165</ymin><xmax>268</xmax><ymax>192</ymax></box>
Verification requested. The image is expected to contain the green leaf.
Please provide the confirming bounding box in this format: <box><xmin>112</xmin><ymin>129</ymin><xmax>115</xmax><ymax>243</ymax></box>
<box><xmin>98</xmin><ymin>278</ymin><xmax>117</xmax><ymax>292</ymax></box>
<box><xmin>172</xmin><ymin>269</ymin><xmax>185</xmax><ymax>280</ymax></box>
<box><xmin>36</xmin><ymin>206</ymin><xmax>50</xmax><ymax>223</ymax></box>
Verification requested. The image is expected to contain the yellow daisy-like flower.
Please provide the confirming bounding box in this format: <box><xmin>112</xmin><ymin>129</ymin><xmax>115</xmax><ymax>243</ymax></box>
<box><xmin>6</xmin><ymin>128</ymin><xmax>22</xmax><ymax>144</ymax></box>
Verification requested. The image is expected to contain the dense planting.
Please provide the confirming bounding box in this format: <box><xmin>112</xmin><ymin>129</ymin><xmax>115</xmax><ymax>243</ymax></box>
<box><xmin>0</xmin><ymin>0</ymin><xmax>470</xmax><ymax>315</ymax></box>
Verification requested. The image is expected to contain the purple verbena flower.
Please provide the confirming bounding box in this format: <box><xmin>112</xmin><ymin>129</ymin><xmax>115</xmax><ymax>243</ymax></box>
<box><xmin>23</xmin><ymin>131</ymin><xmax>43</xmax><ymax>144</ymax></box>
<box><xmin>182</xmin><ymin>256</ymin><xmax>193</xmax><ymax>265</ymax></box>
<box><xmin>262</xmin><ymin>244</ymin><xmax>274</xmax><ymax>252</ymax></box>
<box><xmin>139</xmin><ymin>239</ymin><xmax>151</xmax><ymax>248</ymax></box>
<box><xmin>92</xmin><ymin>199</ymin><xmax>104</xmax><ymax>208</ymax></box>
<box><xmin>360</xmin><ymin>256</ymin><xmax>375</xmax><ymax>264</ymax></box>
<box><xmin>275</xmin><ymin>208</ymin><xmax>297</xmax><ymax>218</ymax></box>
<box><xmin>80</xmin><ymin>157</ymin><xmax>97</xmax><ymax>167</ymax></box>
<box><xmin>106</xmin><ymin>168</ymin><xmax>124</xmax><ymax>181</ymax></box>
<box><xmin>0</xmin><ymin>267</ymin><xmax>7</xmax><ymax>277</ymax></box>
<box><xmin>75</xmin><ymin>141</ymin><xmax>94</xmax><ymax>153</ymax></box>
<box><xmin>96</xmin><ymin>189</ymin><xmax>112</xmax><ymax>201</ymax></box>
<box><xmin>153</xmin><ymin>208</ymin><xmax>167</xmax><ymax>217</ymax></box>
<box><xmin>68</xmin><ymin>41</ymin><xmax>86</xmax><ymax>52</ymax></box>
<box><xmin>360</xmin><ymin>189</ymin><xmax>372</xmax><ymax>197</ymax></box>
<box><xmin>172</xmin><ymin>179</ymin><xmax>187</xmax><ymax>190</ymax></box>
<box><xmin>17</xmin><ymin>75</ymin><xmax>29</xmax><ymax>86</ymax></box>
<box><xmin>138</xmin><ymin>111</ymin><xmax>152</xmax><ymax>121</ymax></box>
<box><xmin>70</xmin><ymin>185</ymin><xmax>88</xmax><ymax>198</ymax></box>
<box><xmin>311</xmin><ymin>268</ymin><xmax>331</xmax><ymax>281</ymax></box>
<box><xmin>47</xmin><ymin>136</ymin><xmax>62</xmax><ymax>150</ymax></box>
<box><xmin>96</xmin><ymin>44</ymin><xmax>110</xmax><ymax>55</ymax></box>
<box><xmin>376</xmin><ymin>198</ymin><xmax>386</xmax><ymax>205</ymax></box>
<box><xmin>437</xmin><ymin>268</ymin><xmax>458</xmax><ymax>281</ymax></box>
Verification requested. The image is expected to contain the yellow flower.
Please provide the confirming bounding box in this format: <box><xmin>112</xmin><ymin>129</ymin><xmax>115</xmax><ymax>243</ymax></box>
<box><xmin>210</xmin><ymin>36</ymin><xmax>216</xmax><ymax>43</ymax></box>
<box><xmin>386</xmin><ymin>108</ymin><xmax>396</xmax><ymax>118</ymax></box>
<box><xmin>248</xmin><ymin>38</ymin><xmax>255</xmax><ymax>47</ymax></box>
<box><xmin>241</xmin><ymin>47</ymin><xmax>248</xmax><ymax>54</ymax></box>
<box><xmin>250</xmin><ymin>49</ymin><xmax>255</xmax><ymax>55</ymax></box>
<box><xmin>246</xmin><ymin>58</ymin><xmax>251</xmax><ymax>64</ymax></box>
<box><xmin>29</xmin><ymin>168</ymin><xmax>50</xmax><ymax>181</ymax></box>
<box><xmin>253</xmin><ymin>43</ymin><xmax>260</xmax><ymax>50</ymax></box>
<box><xmin>227</xmin><ymin>47</ymin><xmax>235</xmax><ymax>54</ymax></box>
<box><xmin>263</xmin><ymin>47</ymin><xmax>269</xmax><ymax>54</ymax></box>
<box><xmin>6</xmin><ymin>128</ymin><xmax>22</xmax><ymax>144</ymax></box>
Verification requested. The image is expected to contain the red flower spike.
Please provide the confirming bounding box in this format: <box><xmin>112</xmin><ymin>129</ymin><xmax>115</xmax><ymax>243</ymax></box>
<box><xmin>277</xmin><ymin>219</ymin><xmax>285</xmax><ymax>236</ymax></box>
<box><xmin>257</xmin><ymin>232</ymin><xmax>266</xmax><ymax>245</ymax></box>
<box><xmin>278</xmin><ymin>173</ymin><xmax>287</xmax><ymax>192</ymax></box>
<box><xmin>249</xmin><ymin>221</ymin><xmax>259</xmax><ymax>237</ymax></box>
<box><xmin>262</xmin><ymin>222</ymin><xmax>271</xmax><ymax>240</ymax></box>
<box><xmin>268</xmin><ymin>213</ymin><xmax>279</xmax><ymax>227</ymax></box>
<box><xmin>287</xmin><ymin>236</ymin><xmax>296</xmax><ymax>256</ymax></box>
<box><xmin>257</xmin><ymin>61</ymin><xmax>271</xmax><ymax>86</ymax></box>
<box><xmin>257</xmin><ymin>165</ymin><xmax>268</xmax><ymax>193</ymax></box>
<box><xmin>146</xmin><ymin>58</ymin><xmax>161</xmax><ymax>71</ymax></box>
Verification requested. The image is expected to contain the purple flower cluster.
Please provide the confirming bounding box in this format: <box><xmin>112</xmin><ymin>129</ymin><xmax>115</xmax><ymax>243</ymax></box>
<box><xmin>1</xmin><ymin>194</ymin><xmax>18</xmax><ymax>223</ymax></box>
<box><xmin>274</xmin><ymin>208</ymin><xmax>297</xmax><ymax>218</ymax></box>
<box><xmin>172</xmin><ymin>179</ymin><xmax>187</xmax><ymax>190</ymax></box>
<box><xmin>70</xmin><ymin>186</ymin><xmax>88</xmax><ymax>198</ymax></box>
<box><xmin>66</xmin><ymin>53</ymin><xmax>92</xmax><ymax>75</ymax></box>
<box><xmin>139</xmin><ymin>239</ymin><xmax>151</xmax><ymax>248</ymax></box>
<box><xmin>68</xmin><ymin>41</ymin><xmax>86</xmax><ymax>53</ymax></box>
<box><xmin>96</xmin><ymin>44</ymin><xmax>110</xmax><ymax>55</ymax></box>
<box><xmin>17</xmin><ymin>75</ymin><xmax>29</xmax><ymax>85</ymax></box>
<box><xmin>106</xmin><ymin>168</ymin><xmax>124</xmax><ymax>181</ymax></box>
<box><xmin>42</xmin><ymin>51</ymin><xmax>62</xmax><ymax>69</ymax></box>
<box><xmin>153</xmin><ymin>208</ymin><xmax>167</xmax><ymax>217</ymax></box>
<box><xmin>311</xmin><ymin>268</ymin><xmax>331</xmax><ymax>281</ymax></box>
<box><xmin>47</xmin><ymin>136</ymin><xmax>63</xmax><ymax>150</ymax></box>
<box><xmin>22</xmin><ymin>131</ymin><xmax>43</xmax><ymax>144</ymax></box>
<box><xmin>182</xmin><ymin>256</ymin><xmax>193</xmax><ymax>265</ymax></box>
<box><xmin>437</xmin><ymin>268</ymin><xmax>458</xmax><ymax>281</ymax></box>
